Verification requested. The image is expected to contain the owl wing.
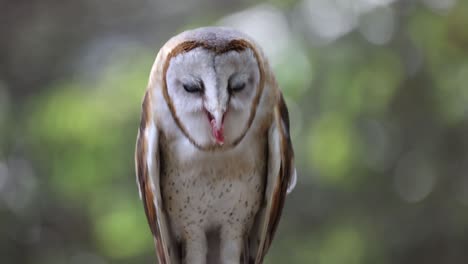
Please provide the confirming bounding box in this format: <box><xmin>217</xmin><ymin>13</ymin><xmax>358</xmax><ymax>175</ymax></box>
<box><xmin>135</xmin><ymin>90</ymin><xmax>177</xmax><ymax>264</ymax></box>
<box><xmin>250</xmin><ymin>92</ymin><xmax>296</xmax><ymax>264</ymax></box>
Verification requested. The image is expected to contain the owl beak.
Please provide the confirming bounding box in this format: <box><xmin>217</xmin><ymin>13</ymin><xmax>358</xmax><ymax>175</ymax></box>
<box><xmin>206</xmin><ymin>109</ymin><xmax>225</xmax><ymax>145</ymax></box>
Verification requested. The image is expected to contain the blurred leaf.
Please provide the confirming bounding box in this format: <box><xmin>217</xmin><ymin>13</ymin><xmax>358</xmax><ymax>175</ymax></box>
<box><xmin>26</xmin><ymin>50</ymin><xmax>151</xmax><ymax>201</ymax></box>
<box><xmin>318</xmin><ymin>225</ymin><xmax>364</xmax><ymax>264</ymax></box>
<box><xmin>320</xmin><ymin>46</ymin><xmax>401</xmax><ymax>116</ymax></box>
<box><xmin>93</xmin><ymin>195</ymin><xmax>152</xmax><ymax>258</ymax></box>
<box><xmin>266</xmin><ymin>232</ymin><xmax>318</xmax><ymax>264</ymax></box>
<box><xmin>409</xmin><ymin>4</ymin><xmax>468</xmax><ymax>73</ymax></box>
<box><xmin>348</xmin><ymin>50</ymin><xmax>402</xmax><ymax>115</ymax></box>
<box><xmin>274</xmin><ymin>43</ymin><xmax>314</xmax><ymax>99</ymax></box>
<box><xmin>433</xmin><ymin>62</ymin><xmax>468</xmax><ymax>124</ymax></box>
<box><xmin>0</xmin><ymin>83</ymin><xmax>9</xmax><ymax>155</ymax></box>
<box><xmin>307</xmin><ymin>112</ymin><xmax>360</xmax><ymax>185</ymax></box>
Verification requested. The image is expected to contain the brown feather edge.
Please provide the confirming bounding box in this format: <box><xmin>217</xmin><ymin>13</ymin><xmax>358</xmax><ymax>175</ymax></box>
<box><xmin>257</xmin><ymin>91</ymin><xmax>294</xmax><ymax>263</ymax></box>
<box><xmin>160</xmin><ymin>39</ymin><xmax>266</xmax><ymax>152</ymax></box>
<box><xmin>269</xmin><ymin>91</ymin><xmax>294</xmax><ymax>238</ymax></box>
<box><xmin>135</xmin><ymin>90</ymin><xmax>168</xmax><ymax>264</ymax></box>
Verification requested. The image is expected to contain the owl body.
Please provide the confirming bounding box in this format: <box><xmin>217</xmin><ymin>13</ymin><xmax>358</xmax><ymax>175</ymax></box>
<box><xmin>160</xmin><ymin>126</ymin><xmax>266</xmax><ymax>251</ymax></box>
<box><xmin>135</xmin><ymin>27</ymin><xmax>296</xmax><ymax>264</ymax></box>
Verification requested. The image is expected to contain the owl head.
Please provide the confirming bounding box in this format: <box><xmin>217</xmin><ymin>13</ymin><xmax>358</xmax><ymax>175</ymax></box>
<box><xmin>150</xmin><ymin>27</ymin><xmax>267</xmax><ymax>151</ymax></box>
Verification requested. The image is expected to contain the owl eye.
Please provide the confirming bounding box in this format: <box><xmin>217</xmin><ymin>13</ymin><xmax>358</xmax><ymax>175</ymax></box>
<box><xmin>183</xmin><ymin>81</ymin><xmax>204</xmax><ymax>93</ymax></box>
<box><xmin>229</xmin><ymin>82</ymin><xmax>246</xmax><ymax>93</ymax></box>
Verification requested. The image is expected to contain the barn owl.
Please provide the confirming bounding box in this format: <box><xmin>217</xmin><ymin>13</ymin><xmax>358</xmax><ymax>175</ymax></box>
<box><xmin>135</xmin><ymin>27</ymin><xmax>297</xmax><ymax>264</ymax></box>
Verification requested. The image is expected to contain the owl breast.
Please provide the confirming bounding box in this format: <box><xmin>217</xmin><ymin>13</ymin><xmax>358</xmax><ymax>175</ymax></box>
<box><xmin>160</xmin><ymin>135</ymin><xmax>266</xmax><ymax>242</ymax></box>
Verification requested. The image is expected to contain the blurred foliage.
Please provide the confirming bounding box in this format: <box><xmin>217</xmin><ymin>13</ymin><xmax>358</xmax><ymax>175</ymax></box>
<box><xmin>1</xmin><ymin>0</ymin><xmax>468</xmax><ymax>263</ymax></box>
<box><xmin>25</xmin><ymin>50</ymin><xmax>154</xmax><ymax>260</ymax></box>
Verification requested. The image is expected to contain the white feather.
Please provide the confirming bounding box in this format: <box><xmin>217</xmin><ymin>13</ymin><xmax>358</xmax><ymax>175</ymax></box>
<box><xmin>287</xmin><ymin>168</ymin><xmax>297</xmax><ymax>194</ymax></box>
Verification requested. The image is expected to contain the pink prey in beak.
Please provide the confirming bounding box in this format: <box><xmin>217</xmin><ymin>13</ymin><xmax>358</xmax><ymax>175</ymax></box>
<box><xmin>206</xmin><ymin>109</ymin><xmax>226</xmax><ymax>145</ymax></box>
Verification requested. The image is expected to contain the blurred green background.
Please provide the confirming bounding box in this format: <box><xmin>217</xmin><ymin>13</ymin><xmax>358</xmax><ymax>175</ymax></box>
<box><xmin>1</xmin><ymin>0</ymin><xmax>468</xmax><ymax>263</ymax></box>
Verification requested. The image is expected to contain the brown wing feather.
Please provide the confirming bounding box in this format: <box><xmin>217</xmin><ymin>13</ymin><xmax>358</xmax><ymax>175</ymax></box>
<box><xmin>135</xmin><ymin>91</ymin><xmax>169</xmax><ymax>264</ymax></box>
<box><xmin>266</xmin><ymin>93</ymin><xmax>294</xmax><ymax>243</ymax></box>
<box><xmin>252</xmin><ymin>92</ymin><xmax>295</xmax><ymax>264</ymax></box>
